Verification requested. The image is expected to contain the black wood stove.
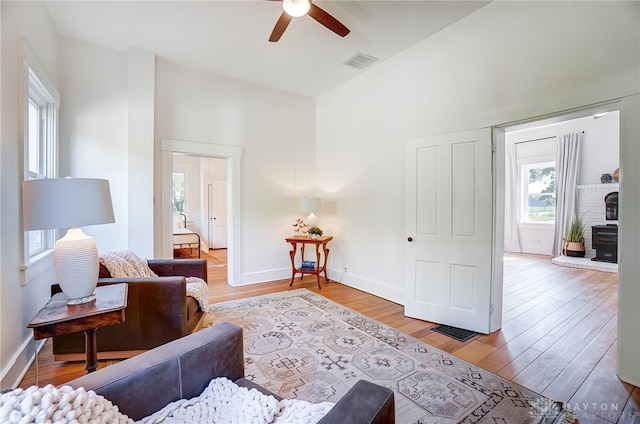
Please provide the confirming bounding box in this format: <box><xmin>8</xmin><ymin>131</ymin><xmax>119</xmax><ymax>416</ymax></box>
<box><xmin>591</xmin><ymin>191</ymin><xmax>618</xmax><ymax>264</ymax></box>
<box><xmin>591</xmin><ymin>225</ymin><xmax>618</xmax><ymax>263</ymax></box>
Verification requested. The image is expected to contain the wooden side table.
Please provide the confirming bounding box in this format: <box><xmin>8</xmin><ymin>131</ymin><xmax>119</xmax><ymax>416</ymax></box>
<box><xmin>285</xmin><ymin>235</ymin><xmax>333</xmax><ymax>289</ymax></box>
<box><xmin>28</xmin><ymin>283</ymin><xmax>128</xmax><ymax>373</ymax></box>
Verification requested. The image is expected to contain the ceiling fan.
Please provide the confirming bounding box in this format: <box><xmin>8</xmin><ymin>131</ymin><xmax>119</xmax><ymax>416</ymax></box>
<box><xmin>268</xmin><ymin>0</ymin><xmax>350</xmax><ymax>42</ymax></box>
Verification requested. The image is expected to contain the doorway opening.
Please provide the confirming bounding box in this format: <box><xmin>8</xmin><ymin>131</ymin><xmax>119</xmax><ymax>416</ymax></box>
<box><xmin>502</xmin><ymin>108</ymin><xmax>619</xmax><ymax>259</ymax></box>
<box><xmin>171</xmin><ymin>155</ymin><xmax>227</xmax><ymax>265</ymax></box>
<box><xmin>493</xmin><ymin>101</ymin><xmax>621</xmax><ymax>329</ymax></box>
<box><xmin>160</xmin><ymin>139</ymin><xmax>241</xmax><ymax>285</ymax></box>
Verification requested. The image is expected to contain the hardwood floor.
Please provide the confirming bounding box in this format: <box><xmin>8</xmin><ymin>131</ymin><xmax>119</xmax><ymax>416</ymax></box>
<box><xmin>19</xmin><ymin>251</ymin><xmax>639</xmax><ymax>423</ymax></box>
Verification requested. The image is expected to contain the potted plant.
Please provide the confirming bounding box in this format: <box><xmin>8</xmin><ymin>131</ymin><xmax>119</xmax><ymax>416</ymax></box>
<box><xmin>307</xmin><ymin>226</ymin><xmax>323</xmax><ymax>239</ymax></box>
<box><xmin>563</xmin><ymin>215</ymin><xmax>585</xmax><ymax>257</ymax></box>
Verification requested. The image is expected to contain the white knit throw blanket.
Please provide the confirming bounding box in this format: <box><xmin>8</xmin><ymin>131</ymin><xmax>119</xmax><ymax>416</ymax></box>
<box><xmin>99</xmin><ymin>250</ymin><xmax>209</xmax><ymax>311</ymax></box>
<box><xmin>139</xmin><ymin>377</ymin><xmax>334</xmax><ymax>424</ymax></box>
<box><xmin>1</xmin><ymin>379</ymin><xmax>333</xmax><ymax>424</ymax></box>
<box><xmin>0</xmin><ymin>384</ymin><xmax>132</xmax><ymax>424</ymax></box>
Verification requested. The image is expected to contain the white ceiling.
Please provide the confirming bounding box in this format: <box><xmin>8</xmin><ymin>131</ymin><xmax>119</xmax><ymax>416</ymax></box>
<box><xmin>44</xmin><ymin>1</ymin><xmax>489</xmax><ymax>97</ymax></box>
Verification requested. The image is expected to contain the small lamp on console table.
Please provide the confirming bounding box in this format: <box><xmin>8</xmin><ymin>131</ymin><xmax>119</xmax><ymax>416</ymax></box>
<box><xmin>22</xmin><ymin>178</ymin><xmax>115</xmax><ymax>305</ymax></box>
<box><xmin>299</xmin><ymin>196</ymin><xmax>322</xmax><ymax>228</ymax></box>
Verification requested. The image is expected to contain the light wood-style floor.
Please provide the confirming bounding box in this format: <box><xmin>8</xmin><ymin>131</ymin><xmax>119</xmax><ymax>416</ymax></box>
<box><xmin>19</xmin><ymin>251</ymin><xmax>639</xmax><ymax>423</ymax></box>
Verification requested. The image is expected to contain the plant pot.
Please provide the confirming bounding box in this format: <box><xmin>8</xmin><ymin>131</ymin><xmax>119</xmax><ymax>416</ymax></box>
<box><xmin>564</xmin><ymin>241</ymin><xmax>585</xmax><ymax>257</ymax></box>
<box><xmin>310</xmin><ymin>234</ymin><xmax>319</xmax><ymax>239</ymax></box>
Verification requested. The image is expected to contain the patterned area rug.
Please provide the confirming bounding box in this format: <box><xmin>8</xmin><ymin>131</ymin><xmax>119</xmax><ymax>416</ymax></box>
<box><xmin>204</xmin><ymin>289</ymin><xmax>576</xmax><ymax>424</ymax></box>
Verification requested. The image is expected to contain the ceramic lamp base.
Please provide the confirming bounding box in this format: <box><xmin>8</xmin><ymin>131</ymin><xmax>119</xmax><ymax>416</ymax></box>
<box><xmin>54</xmin><ymin>228</ymin><xmax>99</xmax><ymax>304</ymax></box>
<box><xmin>306</xmin><ymin>212</ymin><xmax>318</xmax><ymax>227</ymax></box>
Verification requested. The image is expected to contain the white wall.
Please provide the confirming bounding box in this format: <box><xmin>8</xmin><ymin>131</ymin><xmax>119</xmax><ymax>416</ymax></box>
<box><xmin>57</xmin><ymin>37</ymin><xmax>129</xmax><ymax>253</ymax></box>
<box><xmin>316</xmin><ymin>2</ymin><xmax>639</xmax><ymax>304</ymax></box>
<box><xmin>579</xmin><ymin>112</ymin><xmax>620</xmax><ymax>185</ymax></box>
<box><xmin>127</xmin><ymin>48</ymin><xmax>155</xmax><ymax>258</ymax></box>
<box><xmin>58</xmin><ymin>40</ymin><xmax>157</xmax><ymax>258</ymax></box>
<box><xmin>154</xmin><ymin>60</ymin><xmax>316</xmax><ymax>284</ymax></box>
<box><xmin>207</xmin><ymin>157</ymin><xmax>227</xmax><ymax>181</ymax></box>
<box><xmin>0</xmin><ymin>1</ymin><xmax>60</xmax><ymax>389</ymax></box>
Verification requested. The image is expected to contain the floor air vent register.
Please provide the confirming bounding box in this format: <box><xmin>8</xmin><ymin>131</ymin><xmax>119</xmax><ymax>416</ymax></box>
<box><xmin>431</xmin><ymin>324</ymin><xmax>478</xmax><ymax>342</ymax></box>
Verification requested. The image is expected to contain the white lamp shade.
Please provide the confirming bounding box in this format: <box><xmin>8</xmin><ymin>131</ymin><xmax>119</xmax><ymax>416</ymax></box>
<box><xmin>300</xmin><ymin>196</ymin><xmax>321</xmax><ymax>227</ymax></box>
<box><xmin>283</xmin><ymin>0</ymin><xmax>310</xmax><ymax>17</ymax></box>
<box><xmin>299</xmin><ymin>196</ymin><xmax>322</xmax><ymax>214</ymax></box>
<box><xmin>22</xmin><ymin>177</ymin><xmax>114</xmax><ymax>304</ymax></box>
<box><xmin>23</xmin><ymin>178</ymin><xmax>115</xmax><ymax>230</ymax></box>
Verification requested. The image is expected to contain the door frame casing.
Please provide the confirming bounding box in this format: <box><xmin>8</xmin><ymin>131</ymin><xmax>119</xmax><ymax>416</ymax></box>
<box><xmin>491</xmin><ymin>127</ymin><xmax>506</xmax><ymax>333</ymax></box>
<box><xmin>159</xmin><ymin>139</ymin><xmax>241</xmax><ymax>284</ymax></box>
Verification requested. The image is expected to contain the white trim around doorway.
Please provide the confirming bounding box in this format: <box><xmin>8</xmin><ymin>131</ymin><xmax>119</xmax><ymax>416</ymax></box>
<box><xmin>160</xmin><ymin>139</ymin><xmax>241</xmax><ymax>285</ymax></box>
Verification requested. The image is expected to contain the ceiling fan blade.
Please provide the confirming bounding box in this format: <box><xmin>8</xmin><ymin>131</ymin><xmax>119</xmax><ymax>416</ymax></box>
<box><xmin>269</xmin><ymin>12</ymin><xmax>292</xmax><ymax>42</ymax></box>
<box><xmin>307</xmin><ymin>3</ymin><xmax>350</xmax><ymax>37</ymax></box>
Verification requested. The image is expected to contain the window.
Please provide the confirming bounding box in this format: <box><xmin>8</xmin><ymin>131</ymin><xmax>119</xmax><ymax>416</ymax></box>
<box><xmin>172</xmin><ymin>172</ymin><xmax>185</xmax><ymax>213</ymax></box>
<box><xmin>172</xmin><ymin>161</ymin><xmax>195</xmax><ymax>219</ymax></box>
<box><xmin>26</xmin><ymin>84</ymin><xmax>57</xmax><ymax>258</ymax></box>
<box><xmin>20</xmin><ymin>42</ymin><xmax>60</xmax><ymax>267</ymax></box>
<box><xmin>521</xmin><ymin>162</ymin><xmax>556</xmax><ymax>223</ymax></box>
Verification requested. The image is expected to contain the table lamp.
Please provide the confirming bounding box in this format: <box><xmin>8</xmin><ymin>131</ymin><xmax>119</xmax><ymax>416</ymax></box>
<box><xmin>299</xmin><ymin>196</ymin><xmax>321</xmax><ymax>227</ymax></box>
<box><xmin>23</xmin><ymin>178</ymin><xmax>115</xmax><ymax>305</ymax></box>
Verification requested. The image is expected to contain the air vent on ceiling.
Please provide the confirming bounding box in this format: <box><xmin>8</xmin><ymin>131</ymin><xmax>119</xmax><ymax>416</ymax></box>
<box><xmin>343</xmin><ymin>52</ymin><xmax>378</xmax><ymax>70</ymax></box>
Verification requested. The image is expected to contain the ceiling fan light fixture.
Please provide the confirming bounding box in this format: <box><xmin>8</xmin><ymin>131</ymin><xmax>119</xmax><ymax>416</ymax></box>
<box><xmin>282</xmin><ymin>0</ymin><xmax>310</xmax><ymax>17</ymax></box>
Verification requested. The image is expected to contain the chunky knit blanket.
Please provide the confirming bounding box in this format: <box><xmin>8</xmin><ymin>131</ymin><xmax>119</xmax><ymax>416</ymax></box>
<box><xmin>140</xmin><ymin>377</ymin><xmax>334</xmax><ymax>424</ymax></box>
<box><xmin>0</xmin><ymin>384</ymin><xmax>132</xmax><ymax>424</ymax></box>
<box><xmin>1</xmin><ymin>379</ymin><xmax>333</xmax><ymax>424</ymax></box>
<box><xmin>99</xmin><ymin>250</ymin><xmax>209</xmax><ymax>311</ymax></box>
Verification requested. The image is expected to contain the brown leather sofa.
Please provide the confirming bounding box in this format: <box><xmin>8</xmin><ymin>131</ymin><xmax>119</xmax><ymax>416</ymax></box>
<box><xmin>51</xmin><ymin>258</ymin><xmax>207</xmax><ymax>361</ymax></box>
<box><xmin>66</xmin><ymin>322</ymin><xmax>396</xmax><ymax>423</ymax></box>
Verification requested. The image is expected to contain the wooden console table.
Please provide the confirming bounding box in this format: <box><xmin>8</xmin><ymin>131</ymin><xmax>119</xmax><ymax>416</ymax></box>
<box><xmin>28</xmin><ymin>283</ymin><xmax>128</xmax><ymax>373</ymax></box>
<box><xmin>286</xmin><ymin>235</ymin><xmax>333</xmax><ymax>289</ymax></box>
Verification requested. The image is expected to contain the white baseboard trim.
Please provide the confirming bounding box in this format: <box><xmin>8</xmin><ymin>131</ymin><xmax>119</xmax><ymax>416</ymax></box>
<box><xmin>231</xmin><ymin>267</ymin><xmax>291</xmax><ymax>287</ymax></box>
<box><xmin>520</xmin><ymin>246</ymin><xmax>553</xmax><ymax>256</ymax></box>
<box><xmin>229</xmin><ymin>267</ymin><xmax>405</xmax><ymax>308</ymax></box>
<box><xmin>328</xmin><ymin>267</ymin><xmax>405</xmax><ymax>306</ymax></box>
<box><xmin>1</xmin><ymin>335</ymin><xmax>45</xmax><ymax>390</ymax></box>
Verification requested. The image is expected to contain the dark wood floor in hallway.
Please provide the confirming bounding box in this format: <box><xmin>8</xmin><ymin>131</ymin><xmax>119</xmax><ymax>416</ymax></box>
<box><xmin>19</xmin><ymin>251</ymin><xmax>638</xmax><ymax>423</ymax></box>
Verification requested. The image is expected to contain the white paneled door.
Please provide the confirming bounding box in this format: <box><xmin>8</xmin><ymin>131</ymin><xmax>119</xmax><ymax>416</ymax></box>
<box><xmin>405</xmin><ymin>129</ymin><xmax>493</xmax><ymax>334</ymax></box>
<box><xmin>208</xmin><ymin>180</ymin><xmax>228</xmax><ymax>249</ymax></box>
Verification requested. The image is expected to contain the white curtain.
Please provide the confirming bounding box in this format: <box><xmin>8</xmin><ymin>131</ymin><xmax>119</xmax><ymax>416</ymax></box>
<box><xmin>504</xmin><ymin>141</ymin><xmax>521</xmax><ymax>252</ymax></box>
<box><xmin>552</xmin><ymin>132</ymin><xmax>582</xmax><ymax>257</ymax></box>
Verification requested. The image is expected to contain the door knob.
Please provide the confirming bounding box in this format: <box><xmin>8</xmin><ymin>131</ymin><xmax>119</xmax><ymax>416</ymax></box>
<box><xmin>407</xmin><ymin>237</ymin><xmax>413</xmax><ymax>242</ymax></box>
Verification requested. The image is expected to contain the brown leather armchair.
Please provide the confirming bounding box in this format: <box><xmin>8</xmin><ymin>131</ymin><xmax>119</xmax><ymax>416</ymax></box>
<box><xmin>51</xmin><ymin>258</ymin><xmax>207</xmax><ymax>361</ymax></box>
